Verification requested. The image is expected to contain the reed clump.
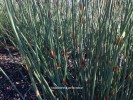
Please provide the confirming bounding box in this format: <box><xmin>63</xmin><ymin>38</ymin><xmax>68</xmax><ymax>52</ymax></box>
<box><xmin>1</xmin><ymin>0</ymin><xmax>133</xmax><ymax>100</ymax></box>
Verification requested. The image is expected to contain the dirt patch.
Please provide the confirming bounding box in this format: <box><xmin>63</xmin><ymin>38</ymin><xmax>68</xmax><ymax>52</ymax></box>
<box><xmin>0</xmin><ymin>44</ymin><xmax>37</xmax><ymax>100</ymax></box>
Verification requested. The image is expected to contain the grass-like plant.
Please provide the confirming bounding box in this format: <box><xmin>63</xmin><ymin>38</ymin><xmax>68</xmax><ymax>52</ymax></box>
<box><xmin>2</xmin><ymin>0</ymin><xmax>133</xmax><ymax>100</ymax></box>
<box><xmin>0</xmin><ymin>0</ymin><xmax>14</xmax><ymax>47</ymax></box>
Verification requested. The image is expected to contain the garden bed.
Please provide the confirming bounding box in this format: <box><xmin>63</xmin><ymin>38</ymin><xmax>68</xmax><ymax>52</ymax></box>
<box><xmin>0</xmin><ymin>44</ymin><xmax>37</xmax><ymax>100</ymax></box>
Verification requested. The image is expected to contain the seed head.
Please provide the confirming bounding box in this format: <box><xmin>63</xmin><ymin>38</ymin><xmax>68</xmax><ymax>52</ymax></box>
<box><xmin>50</xmin><ymin>50</ymin><xmax>55</xmax><ymax>59</ymax></box>
<box><xmin>79</xmin><ymin>2</ymin><xmax>82</xmax><ymax>10</ymax></box>
<box><xmin>66</xmin><ymin>96</ymin><xmax>68</xmax><ymax>100</ymax></box>
<box><xmin>72</xmin><ymin>32</ymin><xmax>76</xmax><ymax>40</ymax></box>
<box><xmin>55</xmin><ymin>64</ymin><xmax>61</xmax><ymax>70</ymax></box>
<box><xmin>63</xmin><ymin>80</ymin><xmax>67</xmax><ymax>85</ymax></box>
<box><xmin>45</xmin><ymin>0</ymin><xmax>48</xmax><ymax>3</ymax></box>
<box><xmin>105</xmin><ymin>96</ymin><xmax>109</xmax><ymax>100</ymax></box>
<box><xmin>47</xmin><ymin>70</ymin><xmax>51</xmax><ymax>75</ymax></box>
<box><xmin>36</xmin><ymin>89</ymin><xmax>40</xmax><ymax>97</ymax></box>
<box><xmin>80</xmin><ymin>55</ymin><xmax>85</xmax><ymax>69</ymax></box>
<box><xmin>116</xmin><ymin>37</ymin><xmax>123</xmax><ymax>45</ymax></box>
<box><xmin>26</xmin><ymin>64</ymin><xmax>28</xmax><ymax>73</ymax></box>
<box><xmin>80</xmin><ymin>17</ymin><xmax>82</xmax><ymax>23</ymax></box>
<box><xmin>125</xmin><ymin>73</ymin><xmax>131</xmax><ymax>80</ymax></box>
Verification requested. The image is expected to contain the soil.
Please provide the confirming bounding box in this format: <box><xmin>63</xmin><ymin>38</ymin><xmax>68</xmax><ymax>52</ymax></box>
<box><xmin>0</xmin><ymin>43</ymin><xmax>37</xmax><ymax>100</ymax></box>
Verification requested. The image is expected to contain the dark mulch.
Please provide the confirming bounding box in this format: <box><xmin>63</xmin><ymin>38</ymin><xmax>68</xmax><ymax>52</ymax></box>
<box><xmin>0</xmin><ymin>44</ymin><xmax>37</xmax><ymax>100</ymax></box>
